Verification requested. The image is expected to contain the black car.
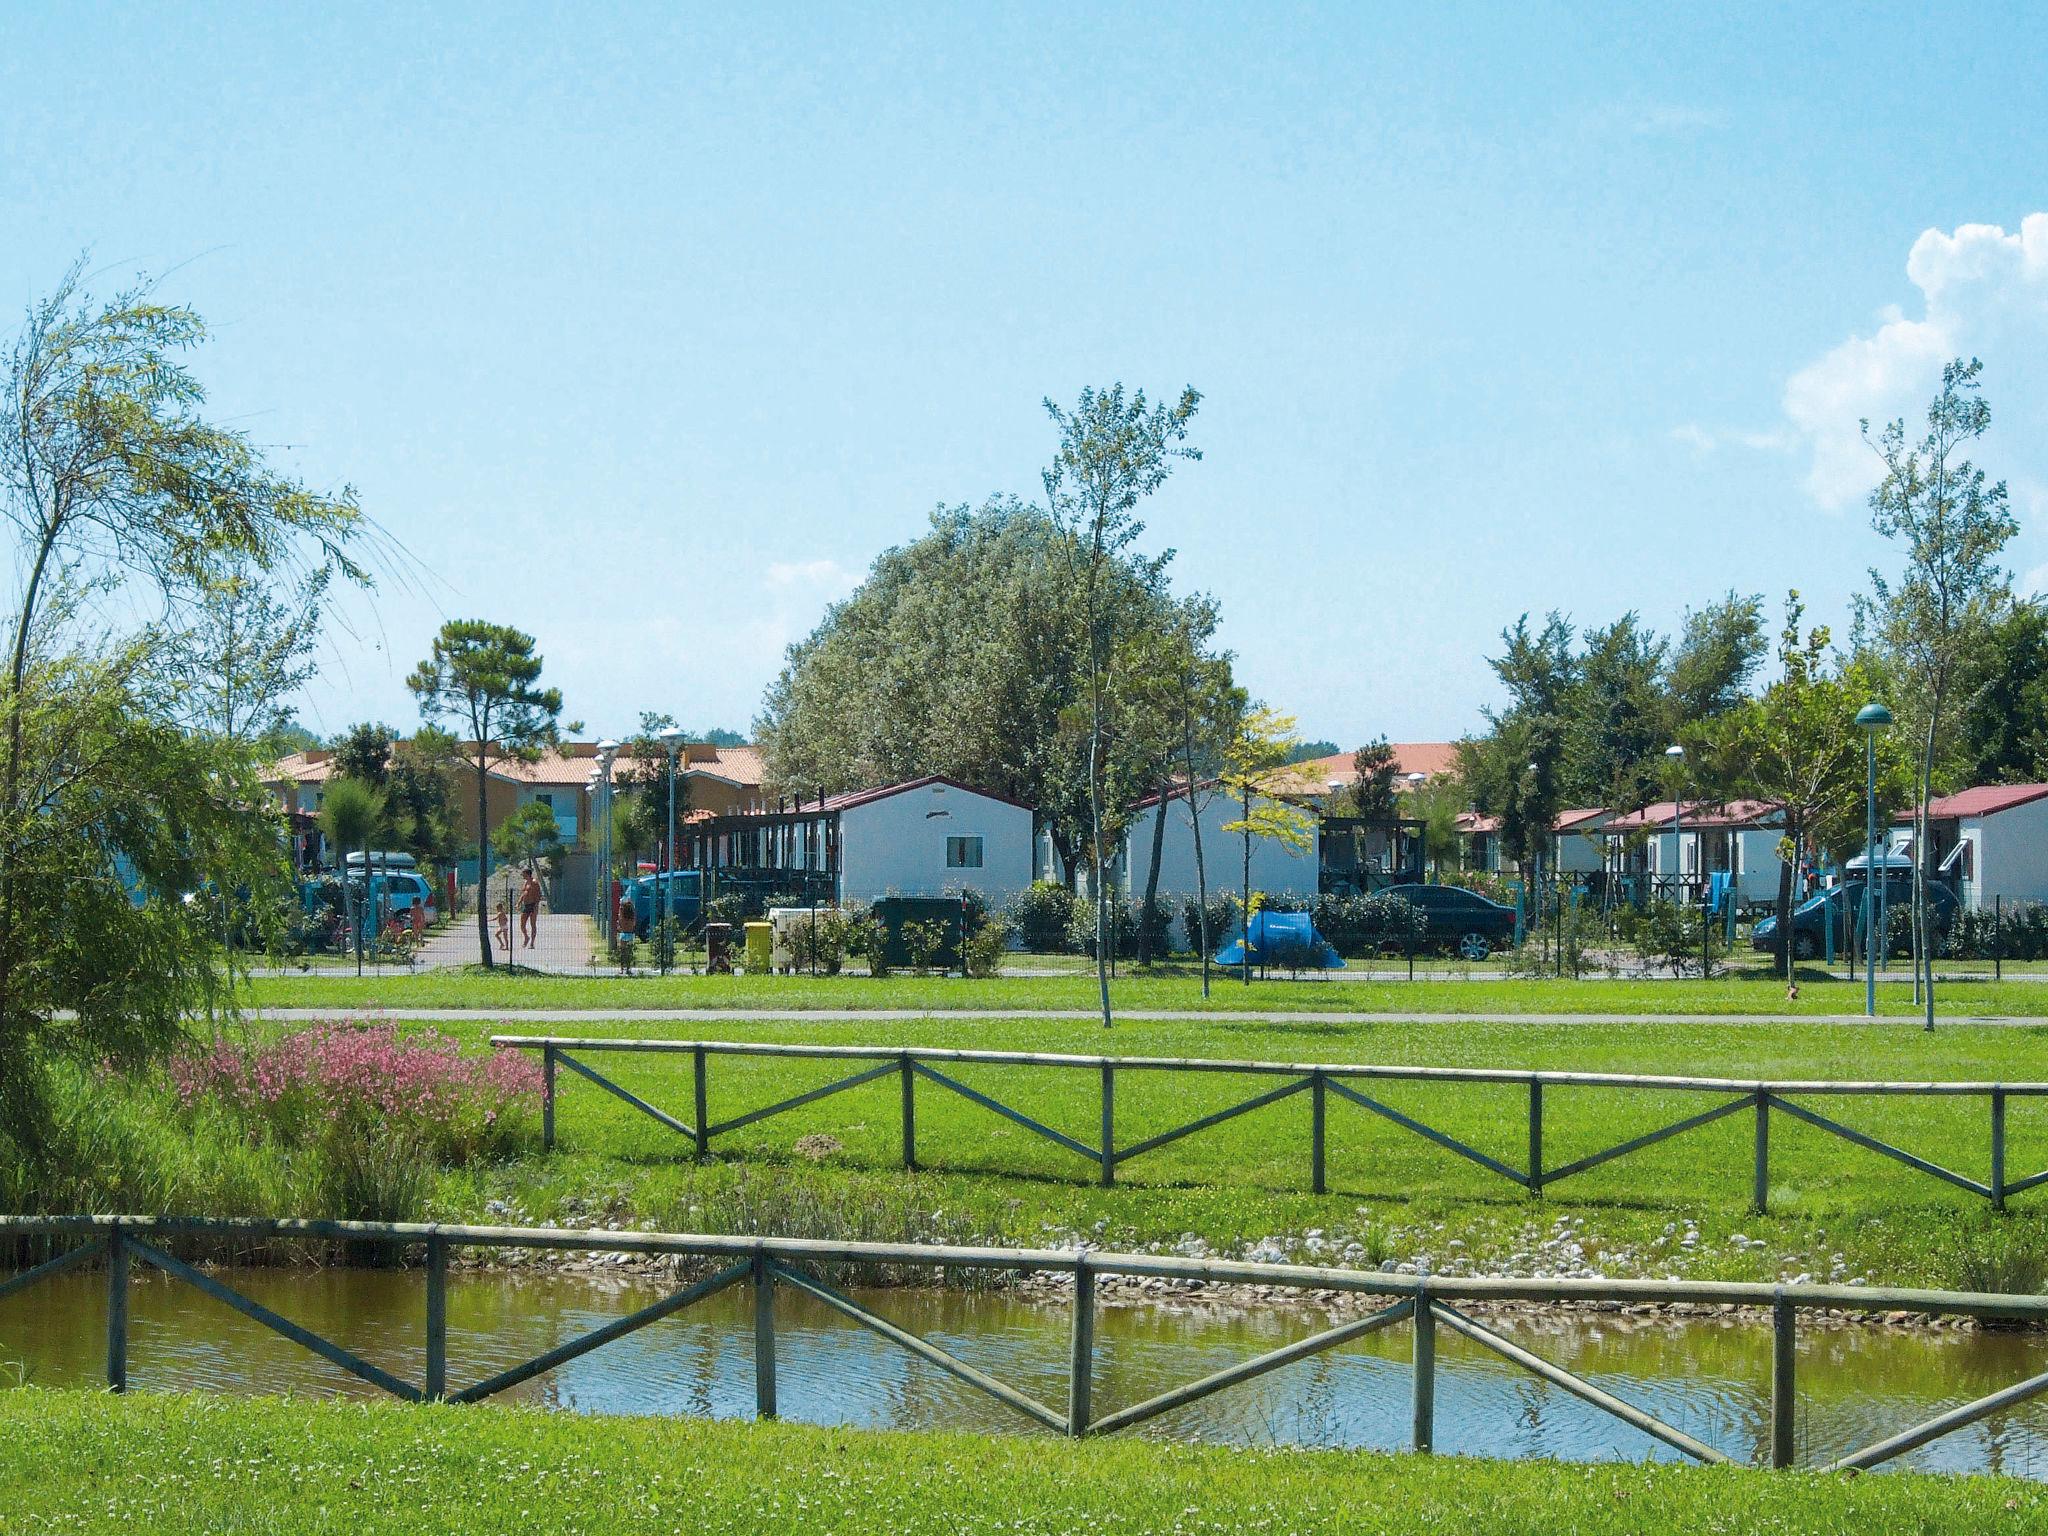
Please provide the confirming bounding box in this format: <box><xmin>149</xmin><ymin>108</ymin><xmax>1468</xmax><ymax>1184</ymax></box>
<box><xmin>1381</xmin><ymin>883</ymin><xmax>1518</xmax><ymax>960</ymax></box>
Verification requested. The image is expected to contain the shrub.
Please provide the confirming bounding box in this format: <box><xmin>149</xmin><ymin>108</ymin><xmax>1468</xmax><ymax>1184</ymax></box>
<box><xmin>1310</xmin><ymin>892</ymin><xmax>1421</xmax><ymax>955</ymax></box>
<box><xmin>1181</xmin><ymin>893</ymin><xmax>1241</xmax><ymax>959</ymax></box>
<box><xmin>1011</xmin><ymin>882</ymin><xmax>1077</xmax><ymax>952</ymax></box>
<box><xmin>964</xmin><ymin>916</ymin><xmax>1009</xmax><ymax>978</ymax></box>
<box><xmin>841</xmin><ymin>905</ymin><xmax>890</xmax><ymax>977</ymax></box>
<box><xmin>785</xmin><ymin>909</ymin><xmax>849</xmax><ymax>974</ymax></box>
<box><xmin>1065</xmin><ymin>897</ymin><xmax>1138</xmax><ymax>959</ymax></box>
<box><xmin>901</xmin><ymin>918</ymin><xmax>948</xmax><ymax>976</ymax></box>
<box><xmin>172</xmin><ymin>1022</ymin><xmax>543</xmax><ymax>1167</ymax></box>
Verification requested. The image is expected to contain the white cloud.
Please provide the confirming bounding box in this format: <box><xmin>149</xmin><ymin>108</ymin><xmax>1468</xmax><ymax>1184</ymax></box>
<box><xmin>1670</xmin><ymin>422</ymin><xmax>1794</xmax><ymax>455</ymax></box>
<box><xmin>1783</xmin><ymin>215</ymin><xmax>2048</xmax><ymax>508</ymax></box>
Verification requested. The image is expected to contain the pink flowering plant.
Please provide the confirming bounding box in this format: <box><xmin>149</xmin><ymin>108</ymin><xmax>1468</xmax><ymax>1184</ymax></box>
<box><xmin>172</xmin><ymin>1020</ymin><xmax>543</xmax><ymax>1165</ymax></box>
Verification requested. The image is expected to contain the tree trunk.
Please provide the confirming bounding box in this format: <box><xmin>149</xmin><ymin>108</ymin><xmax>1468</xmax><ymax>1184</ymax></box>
<box><xmin>1241</xmin><ymin>789</ymin><xmax>1253</xmax><ymax>986</ymax></box>
<box><xmin>1918</xmin><ymin>701</ymin><xmax>1941</xmax><ymax>1031</ymax></box>
<box><xmin>475</xmin><ymin>746</ymin><xmax>494</xmax><ymax>969</ymax></box>
<box><xmin>1088</xmin><ymin>695</ymin><xmax>1112</xmax><ymax>1029</ymax></box>
<box><xmin>1137</xmin><ymin>780</ymin><xmax>1170</xmax><ymax>966</ymax></box>
<box><xmin>1774</xmin><ymin>819</ymin><xmax>1796</xmax><ymax>982</ymax></box>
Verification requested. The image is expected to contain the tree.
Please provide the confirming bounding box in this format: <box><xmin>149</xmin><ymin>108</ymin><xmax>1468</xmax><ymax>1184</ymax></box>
<box><xmin>1347</xmin><ymin>738</ymin><xmax>1398</xmax><ymax>822</ymax></box>
<box><xmin>1220</xmin><ymin>706</ymin><xmax>1314</xmax><ymax>985</ymax></box>
<box><xmin>387</xmin><ymin>727</ymin><xmax>462</xmax><ymax>865</ymax></box>
<box><xmin>1955</xmin><ymin>601</ymin><xmax>2048</xmax><ymax>786</ymax></box>
<box><xmin>1407</xmin><ymin>778</ymin><xmax>1469</xmax><ymax>878</ymax></box>
<box><xmin>1667</xmin><ymin>592</ymin><xmax>1768</xmax><ymax>722</ymax></box>
<box><xmin>331</xmin><ymin>721</ymin><xmax>394</xmax><ymax>787</ymax></box>
<box><xmin>1859</xmin><ymin>359</ymin><xmax>2016</xmax><ymax>1028</ymax></box>
<box><xmin>493</xmin><ymin>800</ymin><xmax>566</xmax><ymax>919</ymax></box>
<box><xmin>407</xmin><ymin>621</ymin><xmax>565</xmax><ymax>968</ymax></box>
<box><xmin>1286</xmin><ymin>739</ymin><xmax>1340</xmax><ymax>764</ymax></box>
<box><xmin>758</xmin><ymin>501</ymin><xmax>1211</xmax><ymax>886</ymax></box>
<box><xmin>0</xmin><ymin>261</ymin><xmax>366</xmax><ymax>1152</ymax></box>
<box><xmin>1041</xmin><ymin>384</ymin><xmax>1201</xmax><ymax>1028</ymax></box>
<box><xmin>175</xmin><ymin>558</ymin><xmax>330</xmax><ymax>746</ymax></box>
<box><xmin>1694</xmin><ymin>594</ymin><xmax>1901</xmax><ymax>978</ymax></box>
<box><xmin>320</xmin><ymin>777</ymin><xmax>385</xmax><ymax>977</ymax></box>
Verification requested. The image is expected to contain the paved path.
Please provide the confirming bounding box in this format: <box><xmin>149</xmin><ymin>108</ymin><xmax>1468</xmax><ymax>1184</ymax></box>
<box><xmin>245</xmin><ymin>1006</ymin><xmax>2037</xmax><ymax>1027</ymax></box>
<box><xmin>412</xmin><ymin>912</ymin><xmax>595</xmax><ymax>971</ymax></box>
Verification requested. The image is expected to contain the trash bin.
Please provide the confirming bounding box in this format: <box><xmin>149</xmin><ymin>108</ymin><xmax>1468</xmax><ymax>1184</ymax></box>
<box><xmin>744</xmin><ymin>920</ymin><xmax>773</xmax><ymax>974</ymax></box>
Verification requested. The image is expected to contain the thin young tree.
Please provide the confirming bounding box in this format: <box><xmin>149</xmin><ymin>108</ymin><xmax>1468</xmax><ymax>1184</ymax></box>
<box><xmin>1041</xmin><ymin>385</ymin><xmax>1201</xmax><ymax>1027</ymax></box>
<box><xmin>407</xmin><ymin>621</ymin><xmax>566</xmax><ymax>968</ymax></box>
<box><xmin>1860</xmin><ymin>359</ymin><xmax>2015</xmax><ymax>1029</ymax></box>
<box><xmin>1220</xmin><ymin>706</ymin><xmax>1314</xmax><ymax>985</ymax></box>
<box><xmin>1168</xmin><ymin>597</ymin><xmax>1242</xmax><ymax>996</ymax></box>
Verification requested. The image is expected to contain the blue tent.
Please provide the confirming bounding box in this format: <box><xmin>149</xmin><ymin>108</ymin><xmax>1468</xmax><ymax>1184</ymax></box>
<box><xmin>1214</xmin><ymin>910</ymin><xmax>1345</xmax><ymax>970</ymax></box>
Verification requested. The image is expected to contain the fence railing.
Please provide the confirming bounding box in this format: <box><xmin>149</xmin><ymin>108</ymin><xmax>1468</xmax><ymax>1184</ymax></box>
<box><xmin>4</xmin><ymin>1213</ymin><xmax>2047</xmax><ymax>1473</ymax></box>
<box><xmin>493</xmin><ymin>1036</ymin><xmax>2048</xmax><ymax>1214</ymax></box>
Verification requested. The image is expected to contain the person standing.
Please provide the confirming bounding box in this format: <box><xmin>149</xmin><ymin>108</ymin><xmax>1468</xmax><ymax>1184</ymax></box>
<box><xmin>519</xmin><ymin>866</ymin><xmax>543</xmax><ymax>947</ymax></box>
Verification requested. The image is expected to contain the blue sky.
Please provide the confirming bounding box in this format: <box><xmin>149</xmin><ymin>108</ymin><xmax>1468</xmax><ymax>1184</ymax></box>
<box><xmin>7</xmin><ymin>3</ymin><xmax>2046</xmax><ymax>748</ymax></box>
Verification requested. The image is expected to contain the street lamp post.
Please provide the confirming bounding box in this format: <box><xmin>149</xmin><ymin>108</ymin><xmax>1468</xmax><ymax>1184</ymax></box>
<box><xmin>594</xmin><ymin>738</ymin><xmax>619</xmax><ymax>947</ymax></box>
<box><xmin>1856</xmin><ymin>703</ymin><xmax>1893</xmax><ymax>1018</ymax></box>
<box><xmin>657</xmin><ymin>727</ymin><xmax>686</xmax><ymax>938</ymax></box>
<box><xmin>1664</xmin><ymin>744</ymin><xmax>1701</xmax><ymax>974</ymax></box>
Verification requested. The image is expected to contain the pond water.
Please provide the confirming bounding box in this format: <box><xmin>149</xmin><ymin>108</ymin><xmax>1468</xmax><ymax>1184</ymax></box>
<box><xmin>5</xmin><ymin>1264</ymin><xmax>2048</xmax><ymax>1476</ymax></box>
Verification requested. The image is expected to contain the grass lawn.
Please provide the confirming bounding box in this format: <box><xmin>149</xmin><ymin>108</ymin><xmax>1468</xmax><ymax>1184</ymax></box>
<box><xmin>239</xmin><ymin>968</ymin><xmax>2048</xmax><ymax>1016</ymax></box>
<box><xmin>5</xmin><ymin>1391</ymin><xmax>2043</xmax><ymax>1535</ymax></box>
<box><xmin>244</xmin><ymin>1011</ymin><xmax>2048</xmax><ymax>1293</ymax></box>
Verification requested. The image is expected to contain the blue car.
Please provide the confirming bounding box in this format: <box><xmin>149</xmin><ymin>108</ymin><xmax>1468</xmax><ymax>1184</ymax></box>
<box><xmin>1752</xmin><ymin>878</ymin><xmax>1957</xmax><ymax>960</ymax></box>
<box><xmin>627</xmin><ymin>871</ymin><xmax>703</xmax><ymax>935</ymax></box>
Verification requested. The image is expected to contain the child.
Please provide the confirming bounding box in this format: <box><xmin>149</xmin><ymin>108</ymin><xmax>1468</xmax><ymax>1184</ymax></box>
<box><xmin>493</xmin><ymin>896</ymin><xmax>512</xmax><ymax>953</ymax></box>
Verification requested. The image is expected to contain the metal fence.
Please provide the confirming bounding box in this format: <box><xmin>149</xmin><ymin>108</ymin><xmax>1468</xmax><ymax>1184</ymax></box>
<box><xmin>4</xmin><ymin>1213</ymin><xmax>2047</xmax><ymax>1473</ymax></box>
<box><xmin>494</xmin><ymin>1036</ymin><xmax>2048</xmax><ymax>1214</ymax></box>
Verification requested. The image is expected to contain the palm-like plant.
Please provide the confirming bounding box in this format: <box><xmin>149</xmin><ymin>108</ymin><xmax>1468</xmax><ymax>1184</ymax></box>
<box><xmin>320</xmin><ymin>777</ymin><xmax>385</xmax><ymax>977</ymax></box>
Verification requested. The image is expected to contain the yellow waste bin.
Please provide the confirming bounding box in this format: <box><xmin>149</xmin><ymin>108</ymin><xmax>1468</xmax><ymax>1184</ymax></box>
<box><xmin>744</xmin><ymin>920</ymin><xmax>773</xmax><ymax>974</ymax></box>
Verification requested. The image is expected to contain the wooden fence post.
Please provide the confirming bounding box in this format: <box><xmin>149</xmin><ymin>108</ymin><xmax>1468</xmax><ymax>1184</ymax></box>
<box><xmin>1068</xmin><ymin>1259</ymin><xmax>1094</xmax><ymax>1436</ymax></box>
<box><xmin>1770</xmin><ymin>1288</ymin><xmax>1796</xmax><ymax>1469</ymax></box>
<box><xmin>1752</xmin><ymin>1091</ymin><xmax>1770</xmax><ymax>1215</ymax></box>
<box><xmin>901</xmin><ymin>1054</ymin><xmax>917</xmax><ymax>1171</ymax></box>
<box><xmin>105</xmin><ymin>1223</ymin><xmax>128</xmax><ymax>1394</ymax></box>
<box><xmin>1099</xmin><ymin>1066</ymin><xmax>1115</xmax><ymax>1188</ymax></box>
<box><xmin>692</xmin><ymin>1046</ymin><xmax>710</xmax><ymax>1158</ymax></box>
<box><xmin>1992</xmin><ymin>1088</ymin><xmax>2007</xmax><ymax>1213</ymax></box>
<box><xmin>1411</xmin><ymin>1283</ymin><xmax>1434</xmax><ymax>1453</ymax></box>
<box><xmin>541</xmin><ymin>1046</ymin><xmax>555</xmax><ymax>1152</ymax></box>
<box><xmin>1527</xmin><ymin>1078</ymin><xmax>1544</xmax><ymax>1197</ymax></box>
<box><xmin>425</xmin><ymin>1234</ymin><xmax>448</xmax><ymax>1401</ymax></box>
<box><xmin>753</xmin><ymin>1252</ymin><xmax>777</xmax><ymax>1420</ymax></box>
<box><xmin>1311</xmin><ymin>1072</ymin><xmax>1327</xmax><ymax>1196</ymax></box>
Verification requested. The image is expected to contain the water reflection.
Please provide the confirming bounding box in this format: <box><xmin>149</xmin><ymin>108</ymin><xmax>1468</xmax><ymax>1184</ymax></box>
<box><xmin>3</xmin><ymin>1266</ymin><xmax>2045</xmax><ymax>1477</ymax></box>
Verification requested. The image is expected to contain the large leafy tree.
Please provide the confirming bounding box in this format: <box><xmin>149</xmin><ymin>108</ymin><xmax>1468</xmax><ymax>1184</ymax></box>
<box><xmin>756</xmin><ymin>498</ymin><xmax>1220</xmax><ymax>888</ymax></box>
<box><xmin>1220</xmin><ymin>706</ymin><xmax>1313</xmax><ymax>985</ymax></box>
<box><xmin>1955</xmin><ymin>601</ymin><xmax>2048</xmax><ymax>786</ymax></box>
<box><xmin>1345</xmin><ymin>738</ymin><xmax>1399</xmax><ymax>822</ymax></box>
<box><xmin>1693</xmin><ymin>594</ymin><xmax>1905</xmax><ymax>977</ymax></box>
<box><xmin>407</xmin><ymin>621</ymin><xmax>565</xmax><ymax>967</ymax></box>
<box><xmin>175</xmin><ymin>558</ymin><xmax>330</xmax><ymax>746</ymax></box>
<box><xmin>1858</xmin><ymin>358</ymin><xmax>2015</xmax><ymax>1028</ymax></box>
<box><xmin>0</xmin><ymin>261</ymin><xmax>366</xmax><ymax>1151</ymax></box>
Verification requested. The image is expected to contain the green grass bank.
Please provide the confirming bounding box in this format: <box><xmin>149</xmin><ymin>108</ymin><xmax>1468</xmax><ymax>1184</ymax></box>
<box><xmin>242</xmin><ymin>968</ymin><xmax>2048</xmax><ymax>1017</ymax></box>
<box><xmin>24</xmin><ymin>1012</ymin><xmax>2048</xmax><ymax>1293</ymax></box>
<box><xmin>3</xmin><ymin>1391</ymin><xmax>2043</xmax><ymax>1535</ymax></box>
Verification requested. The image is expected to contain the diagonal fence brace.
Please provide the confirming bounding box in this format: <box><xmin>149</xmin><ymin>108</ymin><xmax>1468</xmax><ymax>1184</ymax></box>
<box><xmin>770</xmin><ymin>1260</ymin><xmax>1068</xmax><ymax>1433</ymax></box>
<box><xmin>1766</xmin><ymin>1095</ymin><xmax>1991</xmax><ymax>1198</ymax></box>
<box><xmin>0</xmin><ymin>1238</ymin><xmax>105</xmax><ymax>1303</ymax></box>
<box><xmin>451</xmin><ymin>1260</ymin><xmax>753</xmax><ymax>1403</ymax></box>
<box><xmin>1540</xmin><ymin>1095</ymin><xmax>1754</xmax><ymax>1186</ymax></box>
<box><xmin>1088</xmin><ymin>1297</ymin><xmax>1414</xmax><ymax>1436</ymax></box>
<box><xmin>130</xmin><ymin>1239</ymin><xmax>422</xmax><ymax>1401</ymax></box>
<box><xmin>1431</xmin><ymin>1302</ymin><xmax>1727</xmax><ymax>1464</ymax></box>
<box><xmin>705</xmin><ymin>1060</ymin><xmax>901</xmax><ymax>1139</ymax></box>
<box><xmin>1327</xmin><ymin>1079</ymin><xmax>1529</xmax><ymax>1188</ymax></box>
<box><xmin>912</xmin><ymin>1062</ymin><xmax>1099</xmax><ymax>1162</ymax></box>
<box><xmin>555</xmin><ymin>1052</ymin><xmax>695</xmax><ymax>1140</ymax></box>
<box><xmin>1113</xmin><ymin>1077</ymin><xmax>1312</xmax><ymax>1166</ymax></box>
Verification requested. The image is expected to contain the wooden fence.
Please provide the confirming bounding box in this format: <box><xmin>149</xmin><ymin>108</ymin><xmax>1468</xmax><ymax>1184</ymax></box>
<box><xmin>493</xmin><ymin>1036</ymin><xmax>2048</xmax><ymax>1213</ymax></box>
<box><xmin>3</xmin><ymin>1213</ymin><xmax>2047</xmax><ymax>1473</ymax></box>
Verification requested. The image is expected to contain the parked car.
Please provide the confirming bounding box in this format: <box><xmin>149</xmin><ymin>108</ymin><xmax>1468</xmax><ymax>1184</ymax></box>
<box><xmin>1751</xmin><ymin>876</ymin><xmax>1957</xmax><ymax>961</ymax></box>
<box><xmin>627</xmin><ymin>870</ymin><xmax>703</xmax><ymax>936</ymax></box>
<box><xmin>1381</xmin><ymin>883</ymin><xmax>1517</xmax><ymax>960</ymax></box>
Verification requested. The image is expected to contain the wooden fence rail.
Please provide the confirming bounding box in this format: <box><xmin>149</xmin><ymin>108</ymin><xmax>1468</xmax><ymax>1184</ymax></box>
<box><xmin>5</xmin><ymin>1214</ymin><xmax>2048</xmax><ymax>1473</ymax></box>
<box><xmin>493</xmin><ymin>1036</ymin><xmax>2048</xmax><ymax>1213</ymax></box>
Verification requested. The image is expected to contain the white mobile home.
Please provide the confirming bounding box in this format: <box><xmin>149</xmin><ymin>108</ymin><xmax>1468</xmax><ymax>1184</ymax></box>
<box><xmin>681</xmin><ymin>775</ymin><xmax>1034</xmax><ymax>910</ymax></box>
<box><xmin>1123</xmin><ymin>785</ymin><xmax>1320</xmax><ymax>903</ymax></box>
<box><xmin>1892</xmin><ymin>784</ymin><xmax>2048</xmax><ymax>911</ymax></box>
<box><xmin>1603</xmin><ymin>799</ymin><xmax>1786</xmax><ymax>905</ymax></box>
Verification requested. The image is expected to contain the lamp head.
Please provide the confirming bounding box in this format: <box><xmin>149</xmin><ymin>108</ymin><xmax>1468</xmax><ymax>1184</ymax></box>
<box><xmin>1855</xmin><ymin>702</ymin><xmax>1894</xmax><ymax>732</ymax></box>
<box><xmin>656</xmin><ymin>727</ymin><xmax>687</xmax><ymax>754</ymax></box>
<box><xmin>1664</xmin><ymin>743</ymin><xmax>1684</xmax><ymax>760</ymax></box>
